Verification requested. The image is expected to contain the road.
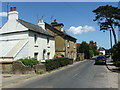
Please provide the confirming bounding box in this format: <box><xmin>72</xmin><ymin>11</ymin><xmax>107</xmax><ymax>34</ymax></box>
<box><xmin>8</xmin><ymin>59</ymin><xmax>118</xmax><ymax>88</ymax></box>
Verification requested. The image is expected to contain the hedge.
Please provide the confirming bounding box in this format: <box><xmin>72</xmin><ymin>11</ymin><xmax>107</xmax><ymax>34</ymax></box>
<box><xmin>115</xmin><ymin>61</ymin><xmax>120</xmax><ymax>67</ymax></box>
<box><xmin>45</xmin><ymin>57</ymin><xmax>70</xmax><ymax>71</ymax></box>
<box><xmin>112</xmin><ymin>42</ymin><xmax>120</xmax><ymax>63</ymax></box>
<box><xmin>18</xmin><ymin>58</ymin><xmax>40</xmax><ymax>67</ymax></box>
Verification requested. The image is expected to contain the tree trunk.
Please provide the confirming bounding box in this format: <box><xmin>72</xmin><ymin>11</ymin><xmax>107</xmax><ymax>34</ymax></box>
<box><xmin>111</xmin><ymin>26</ymin><xmax>117</xmax><ymax>45</ymax></box>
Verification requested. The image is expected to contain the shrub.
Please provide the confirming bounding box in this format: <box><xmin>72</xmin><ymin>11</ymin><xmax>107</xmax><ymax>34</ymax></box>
<box><xmin>115</xmin><ymin>61</ymin><xmax>120</xmax><ymax>67</ymax></box>
<box><xmin>89</xmin><ymin>50</ymin><xmax>94</xmax><ymax>58</ymax></box>
<box><xmin>45</xmin><ymin>57</ymin><xmax>69</xmax><ymax>71</ymax></box>
<box><xmin>18</xmin><ymin>58</ymin><xmax>40</xmax><ymax>67</ymax></box>
<box><xmin>112</xmin><ymin>42</ymin><xmax>120</xmax><ymax>62</ymax></box>
<box><xmin>93</xmin><ymin>50</ymin><xmax>99</xmax><ymax>56</ymax></box>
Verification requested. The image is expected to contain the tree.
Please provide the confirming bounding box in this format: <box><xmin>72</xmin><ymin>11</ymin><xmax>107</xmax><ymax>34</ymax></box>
<box><xmin>93</xmin><ymin>5</ymin><xmax>120</xmax><ymax>44</ymax></box>
<box><xmin>89</xmin><ymin>50</ymin><xmax>94</xmax><ymax>58</ymax></box>
<box><xmin>78</xmin><ymin>41</ymin><xmax>90</xmax><ymax>59</ymax></box>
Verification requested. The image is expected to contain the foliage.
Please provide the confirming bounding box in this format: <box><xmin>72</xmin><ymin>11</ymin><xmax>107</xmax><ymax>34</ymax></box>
<box><xmin>112</xmin><ymin>42</ymin><xmax>120</xmax><ymax>63</ymax></box>
<box><xmin>89</xmin><ymin>45</ymin><xmax>97</xmax><ymax>50</ymax></box>
<box><xmin>105</xmin><ymin>49</ymin><xmax>111</xmax><ymax>54</ymax></box>
<box><xmin>78</xmin><ymin>41</ymin><xmax>90</xmax><ymax>59</ymax></box>
<box><xmin>89</xmin><ymin>44</ymin><xmax>99</xmax><ymax>56</ymax></box>
<box><xmin>77</xmin><ymin>41</ymin><xmax>99</xmax><ymax>59</ymax></box>
<box><xmin>18</xmin><ymin>58</ymin><xmax>40</xmax><ymax>67</ymax></box>
<box><xmin>115</xmin><ymin>61</ymin><xmax>120</xmax><ymax>67</ymax></box>
<box><xmin>93</xmin><ymin>5</ymin><xmax>120</xmax><ymax>44</ymax></box>
<box><xmin>89</xmin><ymin>50</ymin><xmax>94</xmax><ymax>58</ymax></box>
<box><xmin>45</xmin><ymin>57</ymin><xmax>70</xmax><ymax>71</ymax></box>
<box><xmin>93</xmin><ymin>50</ymin><xmax>99</xmax><ymax>56</ymax></box>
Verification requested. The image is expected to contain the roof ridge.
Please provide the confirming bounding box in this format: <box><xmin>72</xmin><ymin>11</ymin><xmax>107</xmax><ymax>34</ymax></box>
<box><xmin>18</xmin><ymin>19</ymin><xmax>54</xmax><ymax>37</ymax></box>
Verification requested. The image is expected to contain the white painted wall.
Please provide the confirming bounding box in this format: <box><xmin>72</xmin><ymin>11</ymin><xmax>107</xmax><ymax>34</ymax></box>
<box><xmin>0</xmin><ymin>32</ymin><xmax>28</xmax><ymax>41</ymax></box>
<box><xmin>14</xmin><ymin>41</ymin><xmax>29</xmax><ymax>60</ymax></box>
<box><xmin>100</xmin><ymin>50</ymin><xmax>105</xmax><ymax>55</ymax></box>
<box><xmin>0</xmin><ymin>20</ymin><xmax>28</xmax><ymax>34</ymax></box>
<box><xmin>28</xmin><ymin>31</ymin><xmax>55</xmax><ymax>60</ymax></box>
<box><xmin>0</xmin><ymin>10</ymin><xmax>55</xmax><ymax>61</ymax></box>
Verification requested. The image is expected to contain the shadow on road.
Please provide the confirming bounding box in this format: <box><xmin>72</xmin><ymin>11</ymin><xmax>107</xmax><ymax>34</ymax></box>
<box><xmin>106</xmin><ymin>61</ymin><xmax>120</xmax><ymax>73</ymax></box>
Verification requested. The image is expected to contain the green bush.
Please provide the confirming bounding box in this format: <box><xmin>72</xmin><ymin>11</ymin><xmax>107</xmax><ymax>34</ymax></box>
<box><xmin>45</xmin><ymin>57</ymin><xmax>69</xmax><ymax>71</ymax></box>
<box><xmin>18</xmin><ymin>58</ymin><xmax>40</xmax><ymax>67</ymax></box>
<box><xmin>112</xmin><ymin>42</ymin><xmax>120</xmax><ymax>62</ymax></box>
<box><xmin>115</xmin><ymin>61</ymin><xmax>120</xmax><ymax>67</ymax></box>
<box><xmin>89</xmin><ymin>50</ymin><xmax>94</xmax><ymax>58</ymax></box>
<box><xmin>93</xmin><ymin>50</ymin><xmax>99</xmax><ymax>56</ymax></box>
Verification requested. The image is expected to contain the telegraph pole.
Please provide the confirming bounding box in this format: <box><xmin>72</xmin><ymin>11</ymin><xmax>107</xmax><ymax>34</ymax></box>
<box><xmin>110</xmin><ymin>29</ymin><xmax>112</xmax><ymax>49</ymax></box>
<box><xmin>7</xmin><ymin>2</ymin><xmax>10</xmax><ymax>20</ymax></box>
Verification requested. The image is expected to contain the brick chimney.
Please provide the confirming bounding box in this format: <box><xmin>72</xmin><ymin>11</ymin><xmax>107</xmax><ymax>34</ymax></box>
<box><xmin>8</xmin><ymin>7</ymin><xmax>18</xmax><ymax>20</ymax></box>
<box><xmin>51</xmin><ymin>19</ymin><xmax>64</xmax><ymax>32</ymax></box>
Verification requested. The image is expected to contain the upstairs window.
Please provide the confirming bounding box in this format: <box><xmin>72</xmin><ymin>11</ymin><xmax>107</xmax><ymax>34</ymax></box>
<box><xmin>67</xmin><ymin>41</ymin><xmax>70</xmax><ymax>48</ymax></box>
<box><xmin>74</xmin><ymin>43</ymin><xmax>76</xmax><ymax>49</ymax></box>
<box><xmin>47</xmin><ymin>37</ymin><xmax>50</xmax><ymax>44</ymax></box>
<box><xmin>34</xmin><ymin>34</ymin><xmax>37</xmax><ymax>43</ymax></box>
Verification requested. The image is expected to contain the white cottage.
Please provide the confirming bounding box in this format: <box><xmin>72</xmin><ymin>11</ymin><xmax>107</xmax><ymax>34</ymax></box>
<box><xmin>0</xmin><ymin>7</ymin><xmax>55</xmax><ymax>62</ymax></box>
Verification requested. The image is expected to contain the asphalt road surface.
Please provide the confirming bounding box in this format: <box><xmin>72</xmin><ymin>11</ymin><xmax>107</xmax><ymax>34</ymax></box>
<box><xmin>10</xmin><ymin>59</ymin><xmax>118</xmax><ymax>88</ymax></box>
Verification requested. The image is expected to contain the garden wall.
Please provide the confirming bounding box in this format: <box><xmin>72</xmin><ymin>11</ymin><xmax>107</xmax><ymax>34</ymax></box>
<box><xmin>77</xmin><ymin>53</ymin><xmax>84</xmax><ymax>61</ymax></box>
<box><xmin>2</xmin><ymin>61</ymin><xmax>46</xmax><ymax>74</ymax></box>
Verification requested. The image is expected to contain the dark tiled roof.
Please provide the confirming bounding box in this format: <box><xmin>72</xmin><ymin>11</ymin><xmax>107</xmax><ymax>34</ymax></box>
<box><xmin>45</xmin><ymin>22</ymin><xmax>77</xmax><ymax>41</ymax></box>
<box><xmin>17</xmin><ymin>19</ymin><xmax>54</xmax><ymax>37</ymax></box>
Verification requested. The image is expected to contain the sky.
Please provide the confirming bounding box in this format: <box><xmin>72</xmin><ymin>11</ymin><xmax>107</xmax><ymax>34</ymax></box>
<box><xmin>0</xmin><ymin>1</ymin><xmax>119</xmax><ymax>49</ymax></box>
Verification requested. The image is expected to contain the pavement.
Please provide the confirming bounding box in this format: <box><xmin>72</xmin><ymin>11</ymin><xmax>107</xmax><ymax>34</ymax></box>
<box><xmin>106</xmin><ymin>59</ymin><xmax>120</xmax><ymax>72</ymax></box>
<box><xmin>105</xmin><ymin>59</ymin><xmax>120</xmax><ymax>89</ymax></box>
<box><xmin>105</xmin><ymin>59</ymin><xmax>119</xmax><ymax>88</ymax></box>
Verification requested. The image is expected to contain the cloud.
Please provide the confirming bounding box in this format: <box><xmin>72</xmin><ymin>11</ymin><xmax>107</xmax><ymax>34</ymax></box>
<box><xmin>68</xmin><ymin>25</ymin><xmax>95</xmax><ymax>35</ymax></box>
<box><xmin>0</xmin><ymin>12</ymin><xmax>7</xmax><ymax>17</ymax></box>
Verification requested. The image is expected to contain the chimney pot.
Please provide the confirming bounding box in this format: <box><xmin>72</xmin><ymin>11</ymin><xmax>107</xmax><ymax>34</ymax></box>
<box><xmin>54</xmin><ymin>19</ymin><xmax>56</xmax><ymax>22</ymax></box>
<box><xmin>13</xmin><ymin>7</ymin><xmax>16</xmax><ymax>11</ymax></box>
<box><xmin>10</xmin><ymin>7</ymin><xmax>13</xmax><ymax>12</ymax></box>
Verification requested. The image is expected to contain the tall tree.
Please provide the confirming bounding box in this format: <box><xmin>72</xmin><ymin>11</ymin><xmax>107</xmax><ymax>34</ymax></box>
<box><xmin>93</xmin><ymin>5</ymin><xmax>120</xmax><ymax>44</ymax></box>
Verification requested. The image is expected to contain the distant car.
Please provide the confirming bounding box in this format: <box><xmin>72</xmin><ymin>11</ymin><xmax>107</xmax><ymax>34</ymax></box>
<box><xmin>95</xmin><ymin>55</ymin><xmax>106</xmax><ymax>65</ymax></box>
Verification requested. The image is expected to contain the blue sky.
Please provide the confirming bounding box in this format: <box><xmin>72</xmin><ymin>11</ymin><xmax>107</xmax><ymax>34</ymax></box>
<box><xmin>1</xmin><ymin>2</ymin><xmax>119</xmax><ymax>49</ymax></box>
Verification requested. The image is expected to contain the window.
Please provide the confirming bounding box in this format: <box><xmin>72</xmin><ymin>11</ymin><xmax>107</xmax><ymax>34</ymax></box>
<box><xmin>47</xmin><ymin>37</ymin><xmax>49</xmax><ymax>44</ymax></box>
<box><xmin>43</xmin><ymin>49</ymin><xmax>46</xmax><ymax>60</ymax></box>
<box><xmin>74</xmin><ymin>43</ymin><xmax>76</xmax><ymax>49</ymax></box>
<box><xmin>47</xmin><ymin>53</ymin><xmax>50</xmax><ymax>59</ymax></box>
<box><xmin>34</xmin><ymin>34</ymin><xmax>37</xmax><ymax>43</ymax></box>
<box><xmin>67</xmin><ymin>41</ymin><xmax>70</xmax><ymax>48</ymax></box>
<box><xmin>34</xmin><ymin>53</ymin><xmax>38</xmax><ymax>60</ymax></box>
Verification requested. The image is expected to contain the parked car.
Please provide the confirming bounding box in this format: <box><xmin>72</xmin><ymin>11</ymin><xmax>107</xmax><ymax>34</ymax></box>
<box><xmin>95</xmin><ymin>55</ymin><xmax>106</xmax><ymax>65</ymax></box>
